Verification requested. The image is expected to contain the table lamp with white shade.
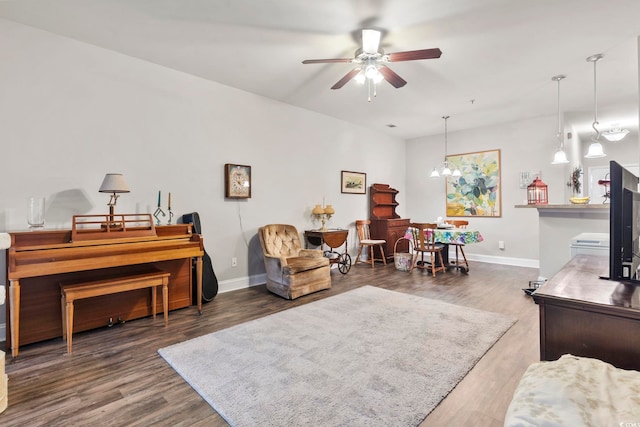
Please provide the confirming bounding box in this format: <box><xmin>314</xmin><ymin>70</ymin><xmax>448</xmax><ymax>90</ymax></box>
<box><xmin>99</xmin><ymin>173</ymin><xmax>130</xmax><ymax>223</ymax></box>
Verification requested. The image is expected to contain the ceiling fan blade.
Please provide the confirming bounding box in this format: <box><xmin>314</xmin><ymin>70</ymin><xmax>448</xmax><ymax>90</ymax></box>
<box><xmin>331</xmin><ymin>68</ymin><xmax>361</xmax><ymax>90</ymax></box>
<box><xmin>302</xmin><ymin>58</ymin><xmax>352</xmax><ymax>64</ymax></box>
<box><xmin>388</xmin><ymin>48</ymin><xmax>442</xmax><ymax>62</ymax></box>
<box><xmin>362</xmin><ymin>29</ymin><xmax>381</xmax><ymax>54</ymax></box>
<box><xmin>378</xmin><ymin>65</ymin><xmax>407</xmax><ymax>88</ymax></box>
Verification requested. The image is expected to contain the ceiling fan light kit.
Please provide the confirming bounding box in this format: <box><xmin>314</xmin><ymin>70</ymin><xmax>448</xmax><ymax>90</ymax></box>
<box><xmin>364</xmin><ymin>64</ymin><xmax>384</xmax><ymax>84</ymax></box>
<box><xmin>361</xmin><ymin>29</ymin><xmax>381</xmax><ymax>54</ymax></box>
<box><xmin>302</xmin><ymin>28</ymin><xmax>441</xmax><ymax>102</ymax></box>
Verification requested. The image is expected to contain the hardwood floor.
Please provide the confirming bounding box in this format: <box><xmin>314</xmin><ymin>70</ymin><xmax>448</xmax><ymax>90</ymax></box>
<box><xmin>1</xmin><ymin>261</ymin><xmax>540</xmax><ymax>426</ymax></box>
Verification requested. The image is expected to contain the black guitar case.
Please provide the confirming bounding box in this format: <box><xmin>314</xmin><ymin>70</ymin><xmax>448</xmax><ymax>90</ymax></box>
<box><xmin>180</xmin><ymin>212</ymin><xmax>219</xmax><ymax>304</ymax></box>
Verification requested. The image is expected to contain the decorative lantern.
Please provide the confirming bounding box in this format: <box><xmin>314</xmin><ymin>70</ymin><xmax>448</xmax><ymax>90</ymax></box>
<box><xmin>527</xmin><ymin>177</ymin><xmax>548</xmax><ymax>205</ymax></box>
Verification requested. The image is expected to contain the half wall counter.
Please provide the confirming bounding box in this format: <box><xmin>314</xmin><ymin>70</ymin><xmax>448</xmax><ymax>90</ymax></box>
<box><xmin>515</xmin><ymin>204</ymin><xmax>609</xmax><ymax>279</ymax></box>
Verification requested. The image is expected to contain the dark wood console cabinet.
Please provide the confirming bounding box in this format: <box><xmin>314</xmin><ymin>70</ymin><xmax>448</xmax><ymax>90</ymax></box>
<box><xmin>369</xmin><ymin>183</ymin><xmax>410</xmax><ymax>262</ymax></box>
<box><xmin>532</xmin><ymin>255</ymin><xmax>640</xmax><ymax>371</ymax></box>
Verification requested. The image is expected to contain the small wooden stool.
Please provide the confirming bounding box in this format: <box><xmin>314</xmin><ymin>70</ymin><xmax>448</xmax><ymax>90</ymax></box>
<box><xmin>60</xmin><ymin>270</ymin><xmax>170</xmax><ymax>353</ymax></box>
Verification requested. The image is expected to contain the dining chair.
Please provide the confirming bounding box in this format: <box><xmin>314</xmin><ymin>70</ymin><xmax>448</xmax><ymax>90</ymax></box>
<box><xmin>409</xmin><ymin>223</ymin><xmax>446</xmax><ymax>277</ymax></box>
<box><xmin>445</xmin><ymin>219</ymin><xmax>469</xmax><ymax>271</ymax></box>
<box><xmin>354</xmin><ymin>220</ymin><xmax>387</xmax><ymax>268</ymax></box>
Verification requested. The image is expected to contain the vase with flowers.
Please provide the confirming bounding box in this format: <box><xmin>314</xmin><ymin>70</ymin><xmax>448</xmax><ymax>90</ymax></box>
<box><xmin>567</xmin><ymin>166</ymin><xmax>589</xmax><ymax>204</ymax></box>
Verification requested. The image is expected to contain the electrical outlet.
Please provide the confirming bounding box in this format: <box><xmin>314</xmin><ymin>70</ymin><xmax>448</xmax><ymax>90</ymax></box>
<box><xmin>232</xmin><ymin>257</ymin><xmax>238</xmax><ymax>267</ymax></box>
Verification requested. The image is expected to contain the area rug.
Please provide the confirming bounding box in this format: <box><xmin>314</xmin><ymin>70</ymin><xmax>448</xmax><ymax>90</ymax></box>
<box><xmin>158</xmin><ymin>285</ymin><xmax>515</xmax><ymax>427</ymax></box>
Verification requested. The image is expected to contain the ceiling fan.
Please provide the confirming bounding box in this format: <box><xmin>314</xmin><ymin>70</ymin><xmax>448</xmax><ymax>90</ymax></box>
<box><xmin>302</xmin><ymin>29</ymin><xmax>442</xmax><ymax>100</ymax></box>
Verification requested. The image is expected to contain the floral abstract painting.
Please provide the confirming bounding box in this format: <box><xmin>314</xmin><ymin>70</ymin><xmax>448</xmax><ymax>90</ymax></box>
<box><xmin>445</xmin><ymin>149</ymin><xmax>501</xmax><ymax>217</ymax></box>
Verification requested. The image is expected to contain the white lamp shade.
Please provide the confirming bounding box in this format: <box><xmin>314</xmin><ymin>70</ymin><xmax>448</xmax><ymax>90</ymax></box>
<box><xmin>452</xmin><ymin>168</ymin><xmax>462</xmax><ymax>177</ymax></box>
<box><xmin>362</xmin><ymin>29</ymin><xmax>381</xmax><ymax>54</ymax></box>
<box><xmin>430</xmin><ymin>168</ymin><xmax>440</xmax><ymax>178</ymax></box>
<box><xmin>602</xmin><ymin>128</ymin><xmax>629</xmax><ymax>142</ymax></box>
<box><xmin>99</xmin><ymin>173</ymin><xmax>130</xmax><ymax>193</ymax></box>
<box><xmin>552</xmin><ymin>149</ymin><xmax>569</xmax><ymax>164</ymax></box>
<box><xmin>365</xmin><ymin>65</ymin><xmax>379</xmax><ymax>79</ymax></box>
<box><xmin>584</xmin><ymin>142</ymin><xmax>606</xmax><ymax>158</ymax></box>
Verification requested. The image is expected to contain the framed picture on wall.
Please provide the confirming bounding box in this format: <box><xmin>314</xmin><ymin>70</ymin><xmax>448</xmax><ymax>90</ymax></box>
<box><xmin>341</xmin><ymin>171</ymin><xmax>366</xmax><ymax>194</ymax></box>
<box><xmin>445</xmin><ymin>149</ymin><xmax>501</xmax><ymax>217</ymax></box>
<box><xmin>225</xmin><ymin>164</ymin><xmax>251</xmax><ymax>199</ymax></box>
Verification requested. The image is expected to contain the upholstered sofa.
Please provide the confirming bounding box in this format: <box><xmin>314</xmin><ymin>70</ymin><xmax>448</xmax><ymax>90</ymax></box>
<box><xmin>258</xmin><ymin>224</ymin><xmax>331</xmax><ymax>299</ymax></box>
<box><xmin>504</xmin><ymin>354</ymin><xmax>640</xmax><ymax>426</ymax></box>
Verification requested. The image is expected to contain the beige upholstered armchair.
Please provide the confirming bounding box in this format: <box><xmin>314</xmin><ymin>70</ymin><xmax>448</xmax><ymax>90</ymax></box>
<box><xmin>258</xmin><ymin>224</ymin><xmax>331</xmax><ymax>299</ymax></box>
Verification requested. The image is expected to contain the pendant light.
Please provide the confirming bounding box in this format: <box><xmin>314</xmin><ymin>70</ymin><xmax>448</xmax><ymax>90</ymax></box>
<box><xmin>430</xmin><ymin>116</ymin><xmax>461</xmax><ymax>178</ymax></box>
<box><xmin>551</xmin><ymin>74</ymin><xmax>569</xmax><ymax>164</ymax></box>
<box><xmin>584</xmin><ymin>53</ymin><xmax>606</xmax><ymax>159</ymax></box>
<box><xmin>602</xmin><ymin>126</ymin><xmax>629</xmax><ymax>142</ymax></box>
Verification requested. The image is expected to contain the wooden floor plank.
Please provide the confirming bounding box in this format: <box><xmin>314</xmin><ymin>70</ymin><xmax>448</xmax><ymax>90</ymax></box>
<box><xmin>2</xmin><ymin>261</ymin><xmax>540</xmax><ymax>426</ymax></box>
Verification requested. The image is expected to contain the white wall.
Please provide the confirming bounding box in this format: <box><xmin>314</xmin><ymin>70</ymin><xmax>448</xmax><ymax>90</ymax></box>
<box><xmin>406</xmin><ymin>115</ymin><xmax>567</xmax><ymax>266</ymax></box>
<box><xmin>0</xmin><ymin>19</ymin><xmax>407</xmax><ymax>336</ymax></box>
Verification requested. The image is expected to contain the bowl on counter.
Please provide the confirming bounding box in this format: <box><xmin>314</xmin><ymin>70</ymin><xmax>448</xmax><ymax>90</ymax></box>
<box><xmin>569</xmin><ymin>196</ymin><xmax>590</xmax><ymax>204</ymax></box>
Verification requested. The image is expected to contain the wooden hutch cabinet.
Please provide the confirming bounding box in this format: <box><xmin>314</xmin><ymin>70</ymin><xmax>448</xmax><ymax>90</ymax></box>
<box><xmin>369</xmin><ymin>183</ymin><xmax>410</xmax><ymax>262</ymax></box>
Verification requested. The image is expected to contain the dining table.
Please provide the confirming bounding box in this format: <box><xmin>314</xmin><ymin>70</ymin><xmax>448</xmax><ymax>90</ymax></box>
<box><xmin>403</xmin><ymin>225</ymin><xmax>484</xmax><ymax>273</ymax></box>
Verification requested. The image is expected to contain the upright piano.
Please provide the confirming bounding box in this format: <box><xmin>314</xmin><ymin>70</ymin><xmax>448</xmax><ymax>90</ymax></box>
<box><xmin>5</xmin><ymin>218</ymin><xmax>204</xmax><ymax>357</ymax></box>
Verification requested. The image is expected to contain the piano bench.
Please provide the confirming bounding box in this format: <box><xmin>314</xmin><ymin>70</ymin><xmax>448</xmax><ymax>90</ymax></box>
<box><xmin>60</xmin><ymin>269</ymin><xmax>171</xmax><ymax>354</ymax></box>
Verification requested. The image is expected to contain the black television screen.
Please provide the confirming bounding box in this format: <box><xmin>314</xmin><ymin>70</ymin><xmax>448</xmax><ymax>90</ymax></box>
<box><xmin>610</xmin><ymin>160</ymin><xmax>640</xmax><ymax>281</ymax></box>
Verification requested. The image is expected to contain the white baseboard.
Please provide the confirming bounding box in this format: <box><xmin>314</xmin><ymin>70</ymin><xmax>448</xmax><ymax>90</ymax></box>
<box><xmin>218</xmin><ymin>273</ymin><xmax>266</xmax><ymax>294</ymax></box>
<box><xmin>463</xmin><ymin>253</ymin><xmax>539</xmax><ymax>269</ymax></box>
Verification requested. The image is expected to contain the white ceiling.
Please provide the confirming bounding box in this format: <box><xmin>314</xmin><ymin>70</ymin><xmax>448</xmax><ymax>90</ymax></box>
<box><xmin>1</xmin><ymin>0</ymin><xmax>639</xmax><ymax>141</ymax></box>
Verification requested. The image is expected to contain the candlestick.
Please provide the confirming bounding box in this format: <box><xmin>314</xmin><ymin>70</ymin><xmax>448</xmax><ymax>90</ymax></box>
<box><xmin>168</xmin><ymin>192</ymin><xmax>172</xmax><ymax>210</ymax></box>
<box><xmin>154</xmin><ymin>206</ymin><xmax>166</xmax><ymax>225</ymax></box>
<box><xmin>157</xmin><ymin>190</ymin><xmax>161</xmax><ymax>208</ymax></box>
